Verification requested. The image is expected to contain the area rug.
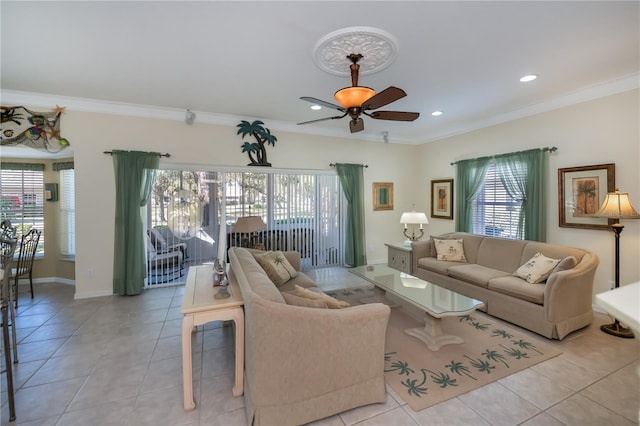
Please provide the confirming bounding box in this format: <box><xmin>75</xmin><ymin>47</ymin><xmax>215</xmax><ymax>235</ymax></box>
<box><xmin>326</xmin><ymin>285</ymin><xmax>562</xmax><ymax>412</ymax></box>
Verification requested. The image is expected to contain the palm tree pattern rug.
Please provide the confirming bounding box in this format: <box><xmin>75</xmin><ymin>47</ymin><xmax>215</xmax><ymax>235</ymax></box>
<box><xmin>326</xmin><ymin>285</ymin><xmax>562</xmax><ymax>412</ymax></box>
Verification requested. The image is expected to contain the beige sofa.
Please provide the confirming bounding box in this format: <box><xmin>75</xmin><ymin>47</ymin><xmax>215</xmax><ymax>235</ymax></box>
<box><xmin>228</xmin><ymin>247</ymin><xmax>390</xmax><ymax>426</ymax></box>
<box><xmin>411</xmin><ymin>232</ymin><xmax>599</xmax><ymax>340</ymax></box>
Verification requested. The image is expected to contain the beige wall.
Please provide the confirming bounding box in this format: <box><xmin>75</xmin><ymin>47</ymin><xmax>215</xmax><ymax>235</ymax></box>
<box><xmin>11</xmin><ymin>88</ymin><xmax>638</xmax><ymax>302</ymax></box>
<box><xmin>415</xmin><ymin>89</ymin><xmax>640</xmax><ymax>297</ymax></box>
<box><xmin>62</xmin><ymin>113</ymin><xmax>419</xmax><ymax>298</ymax></box>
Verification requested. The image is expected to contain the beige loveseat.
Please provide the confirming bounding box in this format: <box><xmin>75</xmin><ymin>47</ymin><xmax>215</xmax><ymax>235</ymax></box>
<box><xmin>411</xmin><ymin>232</ymin><xmax>599</xmax><ymax>340</ymax></box>
<box><xmin>228</xmin><ymin>247</ymin><xmax>390</xmax><ymax>426</ymax></box>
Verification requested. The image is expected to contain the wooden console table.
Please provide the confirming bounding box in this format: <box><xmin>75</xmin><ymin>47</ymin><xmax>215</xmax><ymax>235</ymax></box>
<box><xmin>181</xmin><ymin>265</ymin><xmax>244</xmax><ymax>410</ymax></box>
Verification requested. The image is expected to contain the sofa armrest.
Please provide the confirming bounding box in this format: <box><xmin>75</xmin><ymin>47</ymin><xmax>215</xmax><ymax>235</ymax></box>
<box><xmin>544</xmin><ymin>252</ymin><xmax>599</xmax><ymax>322</ymax></box>
<box><xmin>244</xmin><ymin>299</ymin><xmax>390</xmax><ymax>407</ymax></box>
<box><xmin>411</xmin><ymin>241</ymin><xmax>431</xmax><ymax>272</ymax></box>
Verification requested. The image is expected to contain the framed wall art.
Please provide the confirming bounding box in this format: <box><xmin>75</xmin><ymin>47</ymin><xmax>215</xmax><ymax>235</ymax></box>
<box><xmin>431</xmin><ymin>179</ymin><xmax>453</xmax><ymax>220</ymax></box>
<box><xmin>373</xmin><ymin>182</ymin><xmax>393</xmax><ymax>211</ymax></box>
<box><xmin>558</xmin><ymin>163</ymin><xmax>615</xmax><ymax>230</ymax></box>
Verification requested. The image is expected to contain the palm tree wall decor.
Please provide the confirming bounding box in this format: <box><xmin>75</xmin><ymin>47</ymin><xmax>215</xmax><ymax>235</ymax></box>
<box><xmin>236</xmin><ymin>120</ymin><xmax>277</xmax><ymax>167</ymax></box>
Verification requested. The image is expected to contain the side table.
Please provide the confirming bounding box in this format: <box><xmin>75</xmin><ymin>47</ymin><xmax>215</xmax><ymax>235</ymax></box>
<box><xmin>181</xmin><ymin>265</ymin><xmax>244</xmax><ymax>410</ymax></box>
<box><xmin>385</xmin><ymin>242</ymin><xmax>413</xmax><ymax>274</ymax></box>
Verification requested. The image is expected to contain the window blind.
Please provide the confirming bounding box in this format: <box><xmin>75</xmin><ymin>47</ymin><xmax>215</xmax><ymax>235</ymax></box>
<box><xmin>59</xmin><ymin>169</ymin><xmax>75</xmax><ymax>255</ymax></box>
<box><xmin>0</xmin><ymin>168</ymin><xmax>45</xmax><ymax>253</ymax></box>
<box><xmin>471</xmin><ymin>162</ymin><xmax>523</xmax><ymax>239</ymax></box>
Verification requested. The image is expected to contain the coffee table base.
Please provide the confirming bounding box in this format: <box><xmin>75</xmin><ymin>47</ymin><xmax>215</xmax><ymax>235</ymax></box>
<box><xmin>405</xmin><ymin>313</ymin><xmax>464</xmax><ymax>351</ymax></box>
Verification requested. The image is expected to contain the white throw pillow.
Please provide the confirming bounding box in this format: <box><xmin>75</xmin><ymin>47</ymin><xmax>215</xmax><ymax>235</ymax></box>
<box><xmin>514</xmin><ymin>252</ymin><xmax>561</xmax><ymax>284</ymax></box>
<box><xmin>433</xmin><ymin>238</ymin><xmax>467</xmax><ymax>262</ymax></box>
<box><xmin>256</xmin><ymin>251</ymin><xmax>298</xmax><ymax>287</ymax></box>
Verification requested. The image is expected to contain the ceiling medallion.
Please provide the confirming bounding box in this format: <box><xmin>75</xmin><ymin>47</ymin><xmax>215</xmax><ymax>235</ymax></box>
<box><xmin>313</xmin><ymin>27</ymin><xmax>398</xmax><ymax>77</ymax></box>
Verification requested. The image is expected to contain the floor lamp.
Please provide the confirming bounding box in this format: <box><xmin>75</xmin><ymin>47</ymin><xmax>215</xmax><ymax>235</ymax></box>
<box><xmin>594</xmin><ymin>188</ymin><xmax>640</xmax><ymax>338</ymax></box>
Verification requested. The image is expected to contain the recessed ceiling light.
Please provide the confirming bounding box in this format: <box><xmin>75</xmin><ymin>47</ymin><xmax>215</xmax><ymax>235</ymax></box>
<box><xmin>310</xmin><ymin>105</ymin><xmax>321</xmax><ymax>110</ymax></box>
<box><xmin>520</xmin><ymin>74</ymin><xmax>538</xmax><ymax>83</ymax></box>
<box><xmin>431</xmin><ymin>111</ymin><xmax>443</xmax><ymax>116</ymax></box>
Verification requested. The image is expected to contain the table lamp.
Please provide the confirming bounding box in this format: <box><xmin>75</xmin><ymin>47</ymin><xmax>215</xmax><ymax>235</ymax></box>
<box><xmin>400</xmin><ymin>211</ymin><xmax>429</xmax><ymax>246</ymax></box>
<box><xmin>232</xmin><ymin>216</ymin><xmax>267</xmax><ymax>249</ymax></box>
<box><xmin>594</xmin><ymin>188</ymin><xmax>640</xmax><ymax>338</ymax></box>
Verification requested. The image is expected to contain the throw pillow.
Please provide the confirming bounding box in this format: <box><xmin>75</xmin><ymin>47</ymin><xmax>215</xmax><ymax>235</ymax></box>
<box><xmin>550</xmin><ymin>256</ymin><xmax>578</xmax><ymax>276</ymax></box>
<box><xmin>256</xmin><ymin>251</ymin><xmax>298</xmax><ymax>287</ymax></box>
<box><xmin>514</xmin><ymin>252</ymin><xmax>561</xmax><ymax>284</ymax></box>
<box><xmin>282</xmin><ymin>292</ymin><xmax>328</xmax><ymax>308</ymax></box>
<box><xmin>293</xmin><ymin>285</ymin><xmax>350</xmax><ymax>309</ymax></box>
<box><xmin>434</xmin><ymin>238</ymin><xmax>467</xmax><ymax>262</ymax></box>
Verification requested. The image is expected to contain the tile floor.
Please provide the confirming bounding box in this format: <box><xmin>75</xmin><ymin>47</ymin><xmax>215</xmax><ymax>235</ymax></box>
<box><xmin>1</xmin><ymin>268</ymin><xmax>639</xmax><ymax>426</ymax></box>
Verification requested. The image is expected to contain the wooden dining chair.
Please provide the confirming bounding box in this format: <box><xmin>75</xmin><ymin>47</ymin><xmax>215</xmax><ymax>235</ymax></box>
<box><xmin>12</xmin><ymin>228</ymin><xmax>41</xmax><ymax>309</ymax></box>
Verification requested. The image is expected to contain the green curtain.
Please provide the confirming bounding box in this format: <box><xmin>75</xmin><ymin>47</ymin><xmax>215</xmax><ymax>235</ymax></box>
<box><xmin>455</xmin><ymin>157</ymin><xmax>491</xmax><ymax>232</ymax></box>
<box><xmin>495</xmin><ymin>149</ymin><xmax>547</xmax><ymax>241</ymax></box>
<box><xmin>335</xmin><ymin>163</ymin><xmax>367</xmax><ymax>267</ymax></box>
<box><xmin>112</xmin><ymin>150</ymin><xmax>159</xmax><ymax>295</ymax></box>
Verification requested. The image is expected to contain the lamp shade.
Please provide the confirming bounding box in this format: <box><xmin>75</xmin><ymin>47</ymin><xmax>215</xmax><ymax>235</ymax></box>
<box><xmin>400</xmin><ymin>211</ymin><xmax>429</xmax><ymax>225</ymax></box>
<box><xmin>231</xmin><ymin>216</ymin><xmax>267</xmax><ymax>233</ymax></box>
<box><xmin>334</xmin><ymin>86</ymin><xmax>376</xmax><ymax>108</ymax></box>
<box><xmin>594</xmin><ymin>189</ymin><xmax>640</xmax><ymax>219</ymax></box>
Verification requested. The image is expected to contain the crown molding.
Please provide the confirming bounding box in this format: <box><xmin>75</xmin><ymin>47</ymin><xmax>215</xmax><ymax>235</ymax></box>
<box><xmin>3</xmin><ymin>71</ymin><xmax>637</xmax><ymax>146</ymax></box>
<box><xmin>422</xmin><ymin>72</ymin><xmax>640</xmax><ymax>143</ymax></box>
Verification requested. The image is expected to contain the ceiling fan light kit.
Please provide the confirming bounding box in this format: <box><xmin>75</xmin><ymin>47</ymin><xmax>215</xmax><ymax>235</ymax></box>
<box><xmin>334</xmin><ymin>86</ymin><xmax>376</xmax><ymax>109</ymax></box>
<box><xmin>300</xmin><ymin>33</ymin><xmax>419</xmax><ymax>134</ymax></box>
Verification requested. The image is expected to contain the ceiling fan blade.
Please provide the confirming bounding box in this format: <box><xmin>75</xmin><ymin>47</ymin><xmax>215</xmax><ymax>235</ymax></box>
<box><xmin>349</xmin><ymin>118</ymin><xmax>364</xmax><ymax>133</ymax></box>
<box><xmin>297</xmin><ymin>112</ymin><xmax>348</xmax><ymax>125</ymax></box>
<box><xmin>367</xmin><ymin>110</ymin><xmax>420</xmax><ymax>121</ymax></box>
<box><xmin>300</xmin><ymin>96</ymin><xmax>345</xmax><ymax>112</ymax></box>
<box><xmin>361</xmin><ymin>86</ymin><xmax>407</xmax><ymax>110</ymax></box>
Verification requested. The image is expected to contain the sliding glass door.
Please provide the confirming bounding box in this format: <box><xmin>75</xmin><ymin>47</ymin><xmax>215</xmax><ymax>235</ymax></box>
<box><xmin>145</xmin><ymin>168</ymin><xmax>345</xmax><ymax>287</ymax></box>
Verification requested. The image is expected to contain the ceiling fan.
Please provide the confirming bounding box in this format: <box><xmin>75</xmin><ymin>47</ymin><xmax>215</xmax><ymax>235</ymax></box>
<box><xmin>298</xmin><ymin>53</ymin><xmax>420</xmax><ymax>133</ymax></box>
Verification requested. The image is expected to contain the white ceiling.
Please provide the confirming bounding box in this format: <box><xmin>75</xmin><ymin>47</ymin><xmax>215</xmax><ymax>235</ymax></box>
<box><xmin>1</xmin><ymin>1</ymin><xmax>639</xmax><ymax>152</ymax></box>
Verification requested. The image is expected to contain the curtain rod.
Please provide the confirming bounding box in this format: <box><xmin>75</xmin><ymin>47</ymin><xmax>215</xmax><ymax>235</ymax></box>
<box><xmin>450</xmin><ymin>146</ymin><xmax>557</xmax><ymax>166</ymax></box>
<box><xmin>329</xmin><ymin>163</ymin><xmax>368</xmax><ymax>168</ymax></box>
<box><xmin>103</xmin><ymin>151</ymin><xmax>171</xmax><ymax>158</ymax></box>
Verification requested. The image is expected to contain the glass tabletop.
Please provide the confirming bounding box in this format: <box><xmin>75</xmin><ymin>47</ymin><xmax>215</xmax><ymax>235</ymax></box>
<box><xmin>350</xmin><ymin>264</ymin><xmax>484</xmax><ymax>317</ymax></box>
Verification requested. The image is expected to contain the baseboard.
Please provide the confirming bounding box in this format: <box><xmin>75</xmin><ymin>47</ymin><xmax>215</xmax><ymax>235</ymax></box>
<box><xmin>74</xmin><ymin>290</ymin><xmax>113</xmax><ymax>300</ymax></box>
<box><xmin>16</xmin><ymin>277</ymin><xmax>75</xmax><ymax>286</ymax></box>
<box><xmin>592</xmin><ymin>303</ymin><xmax>609</xmax><ymax>315</ymax></box>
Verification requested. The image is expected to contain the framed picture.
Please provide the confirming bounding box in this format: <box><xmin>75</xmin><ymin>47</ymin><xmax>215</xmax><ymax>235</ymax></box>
<box><xmin>558</xmin><ymin>163</ymin><xmax>615</xmax><ymax>230</ymax></box>
<box><xmin>431</xmin><ymin>179</ymin><xmax>453</xmax><ymax>219</ymax></box>
<box><xmin>373</xmin><ymin>182</ymin><xmax>393</xmax><ymax>211</ymax></box>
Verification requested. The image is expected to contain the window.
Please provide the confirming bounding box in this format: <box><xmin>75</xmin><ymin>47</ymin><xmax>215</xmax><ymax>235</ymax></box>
<box><xmin>457</xmin><ymin>148</ymin><xmax>547</xmax><ymax>241</ymax></box>
<box><xmin>471</xmin><ymin>162</ymin><xmax>523</xmax><ymax>239</ymax></box>
<box><xmin>0</xmin><ymin>166</ymin><xmax>45</xmax><ymax>253</ymax></box>
<box><xmin>59</xmin><ymin>169</ymin><xmax>75</xmax><ymax>256</ymax></box>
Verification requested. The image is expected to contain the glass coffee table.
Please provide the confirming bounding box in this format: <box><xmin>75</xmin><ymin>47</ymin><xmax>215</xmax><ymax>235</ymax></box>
<box><xmin>350</xmin><ymin>264</ymin><xmax>484</xmax><ymax>351</ymax></box>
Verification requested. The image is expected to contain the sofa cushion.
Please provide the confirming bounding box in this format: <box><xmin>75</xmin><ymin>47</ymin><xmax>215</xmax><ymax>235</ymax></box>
<box><xmin>476</xmin><ymin>237</ymin><xmax>527</xmax><ymax>273</ymax></box>
<box><xmin>447</xmin><ymin>264</ymin><xmax>511</xmax><ymax>288</ymax></box>
<box><xmin>417</xmin><ymin>257</ymin><xmax>462</xmax><ymax>275</ymax></box>
<box><xmin>551</xmin><ymin>256</ymin><xmax>578</xmax><ymax>276</ymax></box>
<box><xmin>277</xmin><ymin>272</ymin><xmax>317</xmax><ymax>293</ymax></box>
<box><xmin>434</xmin><ymin>238</ymin><xmax>467</xmax><ymax>262</ymax></box>
<box><xmin>256</xmin><ymin>251</ymin><xmax>298</xmax><ymax>287</ymax></box>
<box><xmin>521</xmin><ymin>242</ymin><xmax>585</xmax><ymax>266</ymax></box>
<box><xmin>488</xmin><ymin>276</ymin><xmax>545</xmax><ymax>305</ymax></box>
<box><xmin>294</xmin><ymin>285</ymin><xmax>350</xmax><ymax>309</ymax></box>
<box><xmin>282</xmin><ymin>292</ymin><xmax>328</xmax><ymax>308</ymax></box>
<box><xmin>235</xmin><ymin>248</ymin><xmax>286</xmax><ymax>304</ymax></box>
<box><xmin>514</xmin><ymin>252</ymin><xmax>561</xmax><ymax>284</ymax></box>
